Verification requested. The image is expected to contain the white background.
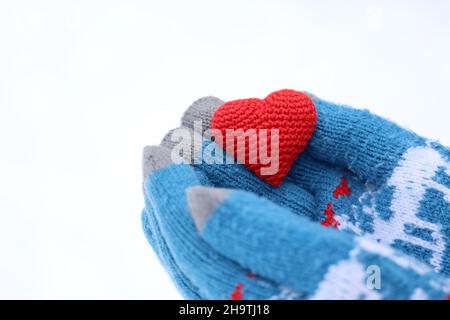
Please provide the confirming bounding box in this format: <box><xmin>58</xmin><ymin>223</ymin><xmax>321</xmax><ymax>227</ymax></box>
<box><xmin>1</xmin><ymin>0</ymin><xmax>449</xmax><ymax>299</ymax></box>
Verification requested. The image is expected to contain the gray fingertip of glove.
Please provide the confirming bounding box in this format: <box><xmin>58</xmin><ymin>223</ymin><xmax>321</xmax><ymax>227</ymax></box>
<box><xmin>181</xmin><ymin>96</ymin><xmax>224</xmax><ymax>135</ymax></box>
<box><xmin>186</xmin><ymin>186</ymin><xmax>231</xmax><ymax>232</ymax></box>
<box><xmin>160</xmin><ymin>128</ymin><xmax>181</xmax><ymax>150</ymax></box>
<box><xmin>159</xmin><ymin>96</ymin><xmax>224</xmax><ymax>164</ymax></box>
<box><xmin>142</xmin><ymin>145</ymin><xmax>173</xmax><ymax>180</ymax></box>
<box><xmin>160</xmin><ymin>127</ymin><xmax>204</xmax><ymax>164</ymax></box>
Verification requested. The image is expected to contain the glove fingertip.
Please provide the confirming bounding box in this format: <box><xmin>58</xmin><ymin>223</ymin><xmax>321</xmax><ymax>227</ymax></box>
<box><xmin>142</xmin><ymin>145</ymin><xmax>173</xmax><ymax>181</ymax></box>
<box><xmin>186</xmin><ymin>186</ymin><xmax>232</xmax><ymax>232</ymax></box>
<box><xmin>181</xmin><ymin>96</ymin><xmax>224</xmax><ymax>134</ymax></box>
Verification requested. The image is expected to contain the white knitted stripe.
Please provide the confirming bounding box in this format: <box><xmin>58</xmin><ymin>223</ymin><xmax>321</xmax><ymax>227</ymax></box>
<box><xmin>357</xmin><ymin>237</ymin><xmax>429</xmax><ymax>275</ymax></box>
<box><xmin>310</xmin><ymin>237</ymin><xmax>439</xmax><ymax>300</ymax></box>
<box><xmin>338</xmin><ymin>146</ymin><xmax>449</xmax><ymax>272</ymax></box>
<box><xmin>310</xmin><ymin>246</ymin><xmax>382</xmax><ymax>300</ymax></box>
<box><xmin>374</xmin><ymin>146</ymin><xmax>447</xmax><ymax>271</ymax></box>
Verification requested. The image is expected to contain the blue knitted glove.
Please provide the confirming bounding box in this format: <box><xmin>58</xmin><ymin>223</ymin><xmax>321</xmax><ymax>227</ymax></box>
<box><xmin>142</xmin><ymin>93</ymin><xmax>450</xmax><ymax>300</ymax></box>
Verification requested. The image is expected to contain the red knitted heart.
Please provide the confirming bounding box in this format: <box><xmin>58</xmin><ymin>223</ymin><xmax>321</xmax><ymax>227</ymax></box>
<box><xmin>210</xmin><ymin>89</ymin><xmax>317</xmax><ymax>187</ymax></box>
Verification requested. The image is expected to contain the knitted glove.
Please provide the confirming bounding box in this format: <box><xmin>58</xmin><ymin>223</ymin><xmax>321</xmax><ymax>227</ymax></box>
<box><xmin>141</xmin><ymin>90</ymin><xmax>450</xmax><ymax>300</ymax></box>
